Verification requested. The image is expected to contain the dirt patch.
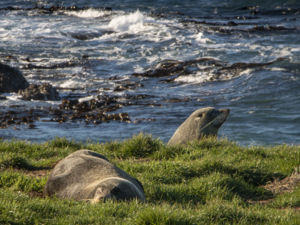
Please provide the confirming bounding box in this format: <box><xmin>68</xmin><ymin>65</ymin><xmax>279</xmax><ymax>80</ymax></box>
<box><xmin>249</xmin><ymin>166</ymin><xmax>300</xmax><ymax>206</ymax></box>
<box><xmin>28</xmin><ymin>191</ymin><xmax>45</xmax><ymax>198</ymax></box>
<box><xmin>264</xmin><ymin>166</ymin><xmax>300</xmax><ymax>194</ymax></box>
<box><xmin>26</xmin><ymin>169</ymin><xmax>51</xmax><ymax>177</ymax></box>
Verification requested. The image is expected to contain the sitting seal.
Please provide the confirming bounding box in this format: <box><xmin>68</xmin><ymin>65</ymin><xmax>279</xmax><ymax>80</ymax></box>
<box><xmin>167</xmin><ymin>107</ymin><xmax>230</xmax><ymax>146</ymax></box>
<box><xmin>44</xmin><ymin>150</ymin><xmax>145</xmax><ymax>202</ymax></box>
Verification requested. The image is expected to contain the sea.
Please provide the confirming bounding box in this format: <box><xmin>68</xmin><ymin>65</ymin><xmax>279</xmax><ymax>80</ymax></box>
<box><xmin>0</xmin><ymin>0</ymin><xmax>300</xmax><ymax>146</ymax></box>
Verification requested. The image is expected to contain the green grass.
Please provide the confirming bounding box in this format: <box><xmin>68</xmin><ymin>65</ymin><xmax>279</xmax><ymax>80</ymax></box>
<box><xmin>0</xmin><ymin>133</ymin><xmax>299</xmax><ymax>224</ymax></box>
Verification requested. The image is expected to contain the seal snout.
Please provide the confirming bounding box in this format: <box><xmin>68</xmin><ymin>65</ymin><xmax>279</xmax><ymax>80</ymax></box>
<box><xmin>221</xmin><ymin>108</ymin><xmax>230</xmax><ymax>116</ymax></box>
<box><xmin>211</xmin><ymin>108</ymin><xmax>230</xmax><ymax>128</ymax></box>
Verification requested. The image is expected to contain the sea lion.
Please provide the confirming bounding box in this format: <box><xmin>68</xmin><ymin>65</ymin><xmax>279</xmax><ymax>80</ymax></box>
<box><xmin>44</xmin><ymin>150</ymin><xmax>145</xmax><ymax>202</ymax></box>
<box><xmin>167</xmin><ymin>107</ymin><xmax>230</xmax><ymax>146</ymax></box>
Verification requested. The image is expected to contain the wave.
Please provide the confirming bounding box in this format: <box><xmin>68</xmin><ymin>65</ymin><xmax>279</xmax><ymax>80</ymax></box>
<box><xmin>64</xmin><ymin>8</ymin><xmax>111</xmax><ymax>18</ymax></box>
<box><xmin>107</xmin><ymin>10</ymin><xmax>154</xmax><ymax>33</ymax></box>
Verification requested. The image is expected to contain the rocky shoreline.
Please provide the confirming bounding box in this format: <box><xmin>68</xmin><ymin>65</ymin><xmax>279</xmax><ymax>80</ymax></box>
<box><xmin>0</xmin><ymin>63</ymin><xmax>134</xmax><ymax>129</ymax></box>
<box><xmin>0</xmin><ymin>55</ymin><xmax>282</xmax><ymax>130</ymax></box>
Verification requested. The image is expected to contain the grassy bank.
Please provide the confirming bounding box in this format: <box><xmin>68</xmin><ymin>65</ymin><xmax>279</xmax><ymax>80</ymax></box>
<box><xmin>0</xmin><ymin>134</ymin><xmax>299</xmax><ymax>225</ymax></box>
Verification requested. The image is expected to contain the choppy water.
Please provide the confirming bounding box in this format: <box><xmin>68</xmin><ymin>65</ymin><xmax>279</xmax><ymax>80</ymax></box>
<box><xmin>1</xmin><ymin>0</ymin><xmax>300</xmax><ymax>146</ymax></box>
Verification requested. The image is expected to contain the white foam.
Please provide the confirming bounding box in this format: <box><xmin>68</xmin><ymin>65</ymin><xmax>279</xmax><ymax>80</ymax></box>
<box><xmin>272</xmin><ymin>47</ymin><xmax>293</xmax><ymax>58</ymax></box>
<box><xmin>269</xmin><ymin>67</ymin><xmax>286</xmax><ymax>72</ymax></box>
<box><xmin>107</xmin><ymin>10</ymin><xmax>154</xmax><ymax>33</ymax></box>
<box><xmin>174</xmin><ymin>68</ymin><xmax>254</xmax><ymax>84</ymax></box>
<box><xmin>1</xmin><ymin>93</ymin><xmax>59</xmax><ymax>108</ymax></box>
<box><xmin>194</xmin><ymin>32</ymin><xmax>213</xmax><ymax>44</ymax></box>
<box><xmin>65</xmin><ymin>9</ymin><xmax>111</xmax><ymax>18</ymax></box>
<box><xmin>5</xmin><ymin>94</ymin><xmax>21</xmax><ymax>101</ymax></box>
<box><xmin>59</xmin><ymin>80</ymin><xmax>87</xmax><ymax>89</ymax></box>
<box><xmin>175</xmin><ymin>74</ymin><xmax>209</xmax><ymax>84</ymax></box>
<box><xmin>78</xmin><ymin>96</ymin><xmax>95</xmax><ymax>103</ymax></box>
<box><xmin>133</xmin><ymin>65</ymin><xmax>144</xmax><ymax>73</ymax></box>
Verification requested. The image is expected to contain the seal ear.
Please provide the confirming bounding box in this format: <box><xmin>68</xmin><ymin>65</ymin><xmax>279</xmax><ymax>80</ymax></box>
<box><xmin>195</xmin><ymin>113</ymin><xmax>204</xmax><ymax>121</ymax></box>
<box><xmin>197</xmin><ymin>113</ymin><xmax>203</xmax><ymax>118</ymax></box>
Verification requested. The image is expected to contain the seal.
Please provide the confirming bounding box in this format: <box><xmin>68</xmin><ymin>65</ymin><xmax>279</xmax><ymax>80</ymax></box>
<box><xmin>44</xmin><ymin>149</ymin><xmax>145</xmax><ymax>202</ymax></box>
<box><xmin>167</xmin><ymin>107</ymin><xmax>230</xmax><ymax>146</ymax></box>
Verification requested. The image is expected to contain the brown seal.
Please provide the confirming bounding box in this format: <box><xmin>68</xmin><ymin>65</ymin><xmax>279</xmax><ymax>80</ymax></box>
<box><xmin>44</xmin><ymin>150</ymin><xmax>145</xmax><ymax>202</ymax></box>
<box><xmin>168</xmin><ymin>107</ymin><xmax>230</xmax><ymax>146</ymax></box>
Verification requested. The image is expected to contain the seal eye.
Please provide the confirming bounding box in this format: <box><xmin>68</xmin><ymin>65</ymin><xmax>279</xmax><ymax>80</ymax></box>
<box><xmin>198</xmin><ymin>113</ymin><xmax>203</xmax><ymax>118</ymax></box>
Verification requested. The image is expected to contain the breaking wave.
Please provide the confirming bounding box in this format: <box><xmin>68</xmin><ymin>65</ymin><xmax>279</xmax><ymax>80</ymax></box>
<box><xmin>65</xmin><ymin>8</ymin><xmax>112</xmax><ymax>18</ymax></box>
<box><xmin>107</xmin><ymin>10</ymin><xmax>154</xmax><ymax>33</ymax></box>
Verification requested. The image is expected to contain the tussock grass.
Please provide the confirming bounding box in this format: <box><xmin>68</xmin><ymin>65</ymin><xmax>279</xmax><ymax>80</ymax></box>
<box><xmin>0</xmin><ymin>134</ymin><xmax>299</xmax><ymax>224</ymax></box>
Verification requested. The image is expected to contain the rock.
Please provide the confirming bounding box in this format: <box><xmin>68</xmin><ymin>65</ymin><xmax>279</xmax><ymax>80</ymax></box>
<box><xmin>0</xmin><ymin>63</ymin><xmax>29</xmax><ymax>93</ymax></box>
<box><xmin>133</xmin><ymin>58</ymin><xmax>223</xmax><ymax>78</ymax></box>
<box><xmin>44</xmin><ymin>150</ymin><xmax>146</xmax><ymax>202</ymax></box>
<box><xmin>19</xmin><ymin>83</ymin><xmax>60</xmax><ymax>101</ymax></box>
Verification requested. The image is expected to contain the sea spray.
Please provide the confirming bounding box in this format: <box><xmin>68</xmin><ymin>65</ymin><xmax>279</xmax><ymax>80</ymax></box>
<box><xmin>107</xmin><ymin>10</ymin><xmax>153</xmax><ymax>33</ymax></box>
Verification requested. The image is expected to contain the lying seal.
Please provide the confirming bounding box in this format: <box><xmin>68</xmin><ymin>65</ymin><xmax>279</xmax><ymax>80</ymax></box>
<box><xmin>167</xmin><ymin>107</ymin><xmax>230</xmax><ymax>146</ymax></box>
<box><xmin>44</xmin><ymin>150</ymin><xmax>145</xmax><ymax>202</ymax></box>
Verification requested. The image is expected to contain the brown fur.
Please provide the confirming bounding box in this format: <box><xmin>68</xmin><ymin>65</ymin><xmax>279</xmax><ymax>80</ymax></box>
<box><xmin>168</xmin><ymin>107</ymin><xmax>230</xmax><ymax>146</ymax></box>
<box><xmin>44</xmin><ymin>150</ymin><xmax>145</xmax><ymax>202</ymax></box>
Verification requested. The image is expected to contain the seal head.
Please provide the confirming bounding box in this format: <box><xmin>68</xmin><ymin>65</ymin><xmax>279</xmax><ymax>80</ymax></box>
<box><xmin>91</xmin><ymin>177</ymin><xmax>146</xmax><ymax>203</ymax></box>
<box><xmin>167</xmin><ymin>107</ymin><xmax>230</xmax><ymax>146</ymax></box>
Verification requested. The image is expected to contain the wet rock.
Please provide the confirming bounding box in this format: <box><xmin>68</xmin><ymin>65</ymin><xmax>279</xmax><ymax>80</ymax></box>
<box><xmin>133</xmin><ymin>59</ymin><xmax>184</xmax><ymax>77</ymax></box>
<box><xmin>19</xmin><ymin>83</ymin><xmax>60</xmax><ymax>101</ymax></box>
<box><xmin>165</xmin><ymin>97</ymin><xmax>190</xmax><ymax>103</ymax></box>
<box><xmin>113</xmin><ymin>82</ymin><xmax>143</xmax><ymax>92</ymax></box>
<box><xmin>227</xmin><ymin>21</ymin><xmax>238</xmax><ymax>26</ymax></box>
<box><xmin>69</xmin><ymin>32</ymin><xmax>101</xmax><ymax>41</ymax></box>
<box><xmin>53</xmin><ymin>95</ymin><xmax>131</xmax><ymax>124</ymax></box>
<box><xmin>135</xmin><ymin>57</ymin><xmax>284</xmax><ymax>84</ymax></box>
<box><xmin>0</xmin><ymin>93</ymin><xmax>160</xmax><ymax>129</ymax></box>
<box><xmin>0</xmin><ymin>6</ymin><xmax>113</xmax><ymax>13</ymax></box>
<box><xmin>249</xmin><ymin>25</ymin><xmax>294</xmax><ymax>32</ymax></box>
<box><xmin>22</xmin><ymin>61</ymin><xmax>78</xmax><ymax>70</ymax></box>
<box><xmin>0</xmin><ymin>63</ymin><xmax>29</xmax><ymax>93</ymax></box>
<box><xmin>133</xmin><ymin>58</ymin><xmax>223</xmax><ymax>79</ymax></box>
<box><xmin>60</xmin><ymin>95</ymin><xmax>119</xmax><ymax>112</ymax></box>
<box><xmin>0</xmin><ymin>110</ymin><xmax>38</xmax><ymax>129</ymax></box>
<box><xmin>68</xmin><ymin>31</ymin><xmax>114</xmax><ymax>41</ymax></box>
<box><xmin>114</xmin><ymin>85</ymin><xmax>127</xmax><ymax>92</ymax></box>
<box><xmin>0</xmin><ymin>95</ymin><xmax>6</xmax><ymax>100</ymax></box>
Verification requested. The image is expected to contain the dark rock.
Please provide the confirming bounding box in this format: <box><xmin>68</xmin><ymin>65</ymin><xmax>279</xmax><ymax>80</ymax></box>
<box><xmin>22</xmin><ymin>61</ymin><xmax>78</xmax><ymax>69</ymax></box>
<box><xmin>113</xmin><ymin>82</ymin><xmax>143</xmax><ymax>92</ymax></box>
<box><xmin>165</xmin><ymin>97</ymin><xmax>190</xmax><ymax>103</ymax></box>
<box><xmin>133</xmin><ymin>58</ymin><xmax>223</xmax><ymax>78</ymax></box>
<box><xmin>0</xmin><ymin>92</ymin><xmax>160</xmax><ymax>129</ymax></box>
<box><xmin>249</xmin><ymin>25</ymin><xmax>294</xmax><ymax>32</ymax></box>
<box><xmin>227</xmin><ymin>21</ymin><xmax>238</xmax><ymax>26</ymax></box>
<box><xmin>114</xmin><ymin>85</ymin><xmax>127</xmax><ymax>92</ymax></box>
<box><xmin>144</xmin><ymin>60</ymin><xmax>184</xmax><ymax>77</ymax></box>
<box><xmin>0</xmin><ymin>109</ymin><xmax>38</xmax><ymax>129</ymax></box>
<box><xmin>0</xmin><ymin>63</ymin><xmax>29</xmax><ymax>93</ymax></box>
<box><xmin>59</xmin><ymin>95</ymin><xmax>119</xmax><ymax>112</ymax></box>
<box><xmin>0</xmin><ymin>5</ymin><xmax>113</xmax><ymax>14</ymax></box>
<box><xmin>69</xmin><ymin>32</ymin><xmax>101</xmax><ymax>41</ymax></box>
<box><xmin>19</xmin><ymin>83</ymin><xmax>60</xmax><ymax>101</ymax></box>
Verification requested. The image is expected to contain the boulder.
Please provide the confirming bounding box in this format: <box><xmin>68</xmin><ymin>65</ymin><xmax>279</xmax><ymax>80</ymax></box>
<box><xmin>19</xmin><ymin>83</ymin><xmax>60</xmax><ymax>101</ymax></box>
<box><xmin>0</xmin><ymin>63</ymin><xmax>29</xmax><ymax>93</ymax></box>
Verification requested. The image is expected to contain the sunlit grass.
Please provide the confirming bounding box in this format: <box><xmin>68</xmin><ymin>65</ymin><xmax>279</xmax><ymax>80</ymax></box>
<box><xmin>0</xmin><ymin>134</ymin><xmax>299</xmax><ymax>224</ymax></box>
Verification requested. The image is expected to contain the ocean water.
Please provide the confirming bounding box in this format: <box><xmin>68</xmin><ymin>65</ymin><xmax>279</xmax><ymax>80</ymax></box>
<box><xmin>0</xmin><ymin>0</ymin><xmax>300</xmax><ymax>146</ymax></box>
